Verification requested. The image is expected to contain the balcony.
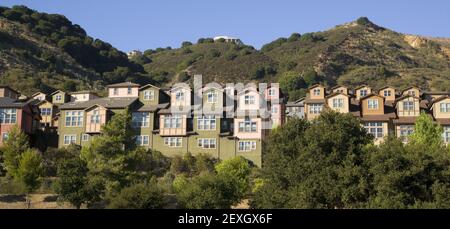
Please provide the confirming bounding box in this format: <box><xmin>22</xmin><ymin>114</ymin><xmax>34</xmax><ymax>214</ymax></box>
<box><xmin>85</xmin><ymin>114</ymin><xmax>106</xmax><ymax>133</ymax></box>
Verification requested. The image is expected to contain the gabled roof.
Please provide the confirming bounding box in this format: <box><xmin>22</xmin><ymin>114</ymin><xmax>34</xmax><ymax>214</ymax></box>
<box><xmin>430</xmin><ymin>95</ymin><xmax>450</xmax><ymax>109</ymax></box>
<box><xmin>0</xmin><ymin>97</ymin><xmax>31</xmax><ymax>108</ymax></box>
<box><xmin>31</xmin><ymin>92</ymin><xmax>47</xmax><ymax>97</ymax></box>
<box><xmin>59</xmin><ymin>97</ymin><xmax>137</xmax><ymax>110</ymax></box>
<box><xmin>401</xmin><ymin>86</ymin><xmax>421</xmax><ymax>93</ymax></box>
<box><xmin>139</xmin><ymin>84</ymin><xmax>160</xmax><ymax>90</ymax></box>
<box><xmin>331</xmin><ymin>85</ymin><xmax>348</xmax><ymax>90</ymax></box>
<box><xmin>70</xmin><ymin>90</ymin><xmax>98</xmax><ymax>95</ymax></box>
<box><xmin>237</xmin><ymin>86</ymin><xmax>258</xmax><ymax>95</ymax></box>
<box><xmin>106</xmin><ymin>82</ymin><xmax>140</xmax><ymax>88</ymax></box>
<box><xmin>354</xmin><ymin>85</ymin><xmax>371</xmax><ymax>90</ymax></box>
<box><xmin>378</xmin><ymin>86</ymin><xmax>396</xmax><ymax>91</ymax></box>
<box><xmin>50</xmin><ymin>90</ymin><xmax>65</xmax><ymax>95</ymax></box>
<box><xmin>325</xmin><ymin>92</ymin><xmax>351</xmax><ymax>99</ymax></box>
<box><xmin>84</xmin><ymin>104</ymin><xmax>108</xmax><ymax>111</ymax></box>
<box><xmin>359</xmin><ymin>93</ymin><xmax>385</xmax><ymax>101</ymax></box>
<box><xmin>169</xmin><ymin>84</ymin><xmax>192</xmax><ymax>92</ymax></box>
<box><xmin>308</xmin><ymin>84</ymin><xmax>325</xmax><ymax>90</ymax></box>
<box><xmin>0</xmin><ymin>85</ymin><xmax>19</xmax><ymax>94</ymax></box>
<box><xmin>394</xmin><ymin>94</ymin><xmax>421</xmax><ymax>102</ymax></box>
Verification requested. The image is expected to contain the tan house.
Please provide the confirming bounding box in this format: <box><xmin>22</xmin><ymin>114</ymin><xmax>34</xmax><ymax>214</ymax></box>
<box><xmin>360</xmin><ymin>93</ymin><xmax>392</xmax><ymax>144</ymax></box>
<box><xmin>401</xmin><ymin>86</ymin><xmax>421</xmax><ymax>97</ymax></box>
<box><xmin>378</xmin><ymin>86</ymin><xmax>396</xmax><ymax>101</ymax></box>
<box><xmin>304</xmin><ymin>84</ymin><xmax>326</xmax><ymax>121</ymax></box>
<box><xmin>326</xmin><ymin>92</ymin><xmax>350</xmax><ymax>113</ymax></box>
<box><xmin>331</xmin><ymin>85</ymin><xmax>349</xmax><ymax>95</ymax></box>
<box><xmin>355</xmin><ymin>85</ymin><xmax>372</xmax><ymax>100</ymax></box>
<box><xmin>0</xmin><ymin>86</ymin><xmax>20</xmax><ymax>100</ymax></box>
<box><xmin>430</xmin><ymin>96</ymin><xmax>450</xmax><ymax>144</ymax></box>
<box><xmin>392</xmin><ymin>95</ymin><xmax>421</xmax><ymax>143</ymax></box>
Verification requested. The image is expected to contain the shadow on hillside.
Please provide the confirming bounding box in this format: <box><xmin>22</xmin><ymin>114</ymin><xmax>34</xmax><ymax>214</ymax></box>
<box><xmin>0</xmin><ymin>195</ymin><xmax>26</xmax><ymax>203</ymax></box>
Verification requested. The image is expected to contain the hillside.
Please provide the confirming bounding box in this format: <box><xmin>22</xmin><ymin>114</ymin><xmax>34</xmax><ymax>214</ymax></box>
<box><xmin>0</xmin><ymin>6</ymin><xmax>449</xmax><ymax>100</ymax></box>
<box><xmin>0</xmin><ymin>5</ymin><xmax>151</xmax><ymax>95</ymax></box>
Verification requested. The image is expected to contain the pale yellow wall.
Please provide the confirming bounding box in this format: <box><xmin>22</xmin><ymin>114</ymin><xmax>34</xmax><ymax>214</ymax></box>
<box><xmin>305</xmin><ymin>103</ymin><xmax>323</xmax><ymax>121</ymax></box>
<box><xmin>433</xmin><ymin>98</ymin><xmax>450</xmax><ymax>119</ymax></box>
<box><xmin>402</xmin><ymin>88</ymin><xmax>420</xmax><ymax>97</ymax></box>
<box><xmin>332</xmin><ymin>87</ymin><xmax>348</xmax><ymax>95</ymax></box>
<box><xmin>397</xmin><ymin>97</ymin><xmax>420</xmax><ymax>117</ymax></box>
<box><xmin>309</xmin><ymin>86</ymin><xmax>325</xmax><ymax>99</ymax></box>
<box><xmin>379</xmin><ymin>88</ymin><xmax>396</xmax><ymax>101</ymax></box>
<box><xmin>355</xmin><ymin>86</ymin><xmax>372</xmax><ymax>100</ymax></box>
<box><xmin>326</xmin><ymin>94</ymin><xmax>349</xmax><ymax>113</ymax></box>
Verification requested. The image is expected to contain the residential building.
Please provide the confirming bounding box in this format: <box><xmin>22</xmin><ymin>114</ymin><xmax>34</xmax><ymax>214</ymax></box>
<box><xmin>304</xmin><ymin>84</ymin><xmax>326</xmax><ymax>121</ymax></box>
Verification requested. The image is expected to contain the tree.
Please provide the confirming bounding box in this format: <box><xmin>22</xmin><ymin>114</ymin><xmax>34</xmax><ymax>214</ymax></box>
<box><xmin>107</xmin><ymin>179</ymin><xmax>166</xmax><ymax>209</ymax></box>
<box><xmin>215</xmin><ymin>157</ymin><xmax>252</xmax><ymax>198</ymax></box>
<box><xmin>16</xmin><ymin>149</ymin><xmax>44</xmax><ymax>207</ymax></box>
<box><xmin>302</xmin><ymin>69</ymin><xmax>320</xmax><ymax>86</ymax></box>
<box><xmin>55</xmin><ymin>157</ymin><xmax>102</xmax><ymax>209</ymax></box>
<box><xmin>408</xmin><ymin>112</ymin><xmax>444</xmax><ymax>148</ymax></box>
<box><xmin>252</xmin><ymin>112</ymin><xmax>373</xmax><ymax>208</ymax></box>
<box><xmin>2</xmin><ymin>125</ymin><xmax>30</xmax><ymax>178</ymax></box>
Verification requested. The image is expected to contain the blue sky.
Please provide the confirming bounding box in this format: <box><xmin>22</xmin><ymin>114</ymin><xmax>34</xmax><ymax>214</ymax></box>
<box><xmin>2</xmin><ymin>0</ymin><xmax>450</xmax><ymax>52</ymax></box>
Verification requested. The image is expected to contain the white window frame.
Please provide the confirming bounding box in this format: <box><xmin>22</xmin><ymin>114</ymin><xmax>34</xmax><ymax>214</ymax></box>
<box><xmin>136</xmin><ymin>135</ymin><xmax>150</xmax><ymax>146</ymax></box>
<box><xmin>207</xmin><ymin>91</ymin><xmax>218</xmax><ymax>103</ymax></box>
<box><xmin>144</xmin><ymin>90</ymin><xmax>154</xmax><ymax>100</ymax></box>
<box><xmin>55</xmin><ymin>94</ymin><xmax>62</xmax><ymax>101</ymax></box>
<box><xmin>238</xmin><ymin>141</ymin><xmax>257</xmax><ymax>151</ymax></box>
<box><xmin>332</xmin><ymin>98</ymin><xmax>344</xmax><ymax>108</ymax></box>
<box><xmin>440</xmin><ymin>103</ymin><xmax>450</xmax><ymax>113</ymax></box>
<box><xmin>360</xmin><ymin>90</ymin><xmax>368</xmax><ymax>97</ymax></box>
<box><xmin>364</xmin><ymin>122</ymin><xmax>384</xmax><ymax>138</ymax></box>
<box><xmin>443</xmin><ymin>126</ymin><xmax>450</xmax><ymax>143</ymax></box>
<box><xmin>65</xmin><ymin>111</ymin><xmax>84</xmax><ymax>127</ymax></box>
<box><xmin>197</xmin><ymin>138</ymin><xmax>217</xmax><ymax>149</ymax></box>
<box><xmin>244</xmin><ymin>95</ymin><xmax>255</xmax><ymax>105</ymax></box>
<box><xmin>238</xmin><ymin>117</ymin><xmax>257</xmax><ymax>133</ymax></box>
<box><xmin>368</xmin><ymin>99</ymin><xmax>379</xmax><ymax>109</ymax></box>
<box><xmin>163</xmin><ymin>115</ymin><xmax>182</xmax><ymax>128</ymax></box>
<box><xmin>90</xmin><ymin>109</ymin><xmax>101</xmax><ymax>124</ymax></box>
<box><xmin>403</xmin><ymin>101</ymin><xmax>414</xmax><ymax>111</ymax></box>
<box><xmin>0</xmin><ymin>108</ymin><xmax>17</xmax><ymax>124</ymax></box>
<box><xmin>82</xmin><ymin>134</ymin><xmax>90</xmax><ymax>142</ymax></box>
<box><xmin>132</xmin><ymin>112</ymin><xmax>150</xmax><ymax>128</ymax></box>
<box><xmin>309</xmin><ymin>104</ymin><xmax>323</xmax><ymax>114</ymax></box>
<box><xmin>175</xmin><ymin>91</ymin><xmax>185</xmax><ymax>102</ymax></box>
<box><xmin>164</xmin><ymin>137</ymin><xmax>182</xmax><ymax>147</ymax></box>
<box><xmin>268</xmin><ymin>88</ymin><xmax>276</xmax><ymax>96</ymax></box>
<box><xmin>40</xmin><ymin>108</ymin><xmax>52</xmax><ymax>116</ymax></box>
<box><xmin>197</xmin><ymin>115</ymin><xmax>216</xmax><ymax>130</ymax></box>
<box><xmin>63</xmin><ymin>134</ymin><xmax>77</xmax><ymax>145</ymax></box>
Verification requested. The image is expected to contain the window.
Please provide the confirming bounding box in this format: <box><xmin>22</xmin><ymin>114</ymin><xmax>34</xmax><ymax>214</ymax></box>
<box><xmin>163</xmin><ymin>115</ymin><xmax>182</xmax><ymax>128</ymax></box>
<box><xmin>440</xmin><ymin>103</ymin><xmax>450</xmax><ymax>113</ymax></box>
<box><xmin>164</xmin><ymin>137</ymin><xmax>182</xmax><ymax>147</ymax></box>
<box><xmin>360</xmin><ymin>90</ymin><xmax>368</xmax><ymax>97</ymax></box>
<box><xmin>239</xmin><ymin>117</ymin><xmax>257</xmax><ymax>132</ymax></box>
<box><xmin>332</xmin><ymin>98</ymin><xmax>344</xmax><ymax>108</ymax></box>
<box><xmin>127</xmin><ymin>87</ymin><xmax>132</xmax><ymax>95</ymax></box>
<box><xmin>82</xmin><ymin>134</ymin><xmax>89</xmax><ymax>142</ymax></box>
<box><xmin>384</xmin><ymin>90</ymin><xmax>391</xmax><ymax>97</ymax></box>
<box><xmin>90</xmin><ymin>109</ymin><xmax>101</xmax><ymax>124</ymax></box>
<box><xmin>238</xmin><ymin>141</ymin><xmax>257</xmax><ymax>151</ymax></box>
<box><xmin>132</xmin><ymin>112</ymin><xmax>150</xmax><ymax>127</ymax></box>
<box><xmin>197</xmin><ymin>138</ymin><xmax>217</xmax><ymax>149</ymax></box>
<box><xmin>136</xmin><ymin>135</ymin><xmax>149</xmax><ymax>146</ymax></box>
<box><xmin>309</xmin><ymin>104</ymin><xmax>323</xmax><ymax>114</ymax></box>
<box><xmin>244</xmin><ymin>95</ymin><xmax>255</xmax><ymax>105</ymax></box>
<box><xmin>63</xmin><ymin>135</ymin><xmax>77</xmax><ymax>145</ymax></box>
<box><xmin>271</xmin><ymin>106</ymin><xmax>278</xmax><ymax>114</ymax></box>
<box><xmin>2</xmin><ymin>132</ymin><xmax>8</xmax><ymax>141</ymax></box>
<box><xmin>364</xmin><ymin>122</ymin><xmax>384</xmax><ymax>138</ymax></box>
<box><xmin>207</xmin><ymin>91</ymin><xmax>218</xmax><ymax>103</ymax></box>
<box><xmin>403</xmin><ymin>101</ymin><xmax>414</xmax><ymax>111</ymax></box>
<box><xmin>443</xmin><ymin>126</ymin><xmax>450</xmax><ymax>143</ymax></box>
<box><xmin>40</xmin><ymin>108</ymin><xmax>52</xmax><ymax>116</ymax></box>
<box><xmin>65</xmin><ymin>111</ymin><xmax>84</xmax><ymax>127</ymax></box>
<box><xmin>408</xmin><ymin>91</ymin><xmax>416</xmax><ymax>96</ymax></box>
<box><xmin>400</xmin><ymin>125</ymin><xmax>414</xmax><ymax>143</ymax></box>
<box><xmin>144</xmin><ymin>90</ymin><xmax>154</xmax><ymax>100</ymax></box>
<box><xmin>175</xmin><ymin>91</ymin><xmax>185</xmax><ymax>102</ymax></box>
<box><xmin>197</xmin><ymin>115</ymin><xmax>216</xmax><ymax>130</ymax></box>
<box><xmin>368</xmin><ymin>99</ymin><xmax>379</xmax><ymax>109</ymax></box>
<box><xmin>0</xmin><ymin>108</ymin><xmax>17</xmax><ymax>124</ymax></box>
<box><xmin>113</xmin><ymin>88</ymin><xmax>118</xmax><ymax>95</ymax></box>
<box><xmin>55</xmin><ymin>94</ymin><xmax>62</xmax><ymax>101</ymax></box>
<box><xmin>268</xmin><ymin>88</ymin><xmax>276</xmax><ymax>96</ymax></box>
<box><xmin>313</xmin><ymin>88</ymin><xmax>321</xmax><ymax>96</ymax></box>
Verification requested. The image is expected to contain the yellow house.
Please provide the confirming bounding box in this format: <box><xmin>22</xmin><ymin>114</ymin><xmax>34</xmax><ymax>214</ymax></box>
<box><xmin>326</xmin><ymin>92</ymin><xmax>350</xmax><ymax>113</ymax></box>
<box><xmin>355</xmin><ymin>85</ymin><xmax>372</xmax><ymax>100</ymax></box>
<box><xmin>401</xmin><ymin>86</ymin><xmax>421</xmax><ymax>97</ymax></box>
<box><xmin>378</xmin><ymin>86</ymin><xmax>396</xmax><ymax>101</ymax></box>
<box><xmin>304</xmin><ymin>84</ymin><xmax>326</xmax><ymax>121</ymax></box>
<box><xmin>35</xmin><ymin>100</ymin><xmax>58</xmax><ymax>129</ymax></box>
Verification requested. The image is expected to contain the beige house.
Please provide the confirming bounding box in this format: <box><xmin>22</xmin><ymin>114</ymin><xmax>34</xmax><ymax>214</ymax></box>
<box><xmin>304</xmin><ymin>84</ymin><xmax>326</xmax><ymax>121</ymax></box>
<box><xmin>331</xmin><ymin>85</ymin><xmax>349</xmax><ymax>95</ymax></box>
<box><xmin>355</xmin><ymin>85</ymin><xmax>372</xmax><ymax>100</ymax></box>
<box><xmin>402</xmin><ymin>86</ymin><xmax>421</xmax><ymax>97</ymax></box>
<box><xmin>326</xmin><ymin>92</ymin><xmax>350</xmax><ymax>113</ymax></box>
<box><xmin>378</xmin><ymin>86</ymin><xmax>396</xmax><ymax>101</ymax></box>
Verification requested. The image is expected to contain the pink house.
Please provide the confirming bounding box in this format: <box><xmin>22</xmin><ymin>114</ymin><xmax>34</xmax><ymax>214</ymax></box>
<box><xmin>107</xmin><ymin>82</ymin><xmax>140</xmax><ymax>98</ymax></box>
<box><xmin>265</xmin><ymin>84</ymin><xmax>286</xmax><ymax>128</ymax></box>
<box><xmin>0</xmin><ymin>97</ymin><xmax>41</xmax><ymax>145</ymax></box>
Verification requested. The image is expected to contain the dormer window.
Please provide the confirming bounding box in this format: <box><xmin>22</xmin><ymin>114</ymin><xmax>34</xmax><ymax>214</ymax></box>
<box><xmin>244</xmin><ymin>95</ymin><xmax>255</xmax><ymax>105</ymax></box>
<box><xmin>408</xmin><ymin>91</ymin><xmax>416</xmax><ymax>96</ymax></box>
<box><xmin>144</xmin><ymin>90</ymin><xmax>154</xmax><ymax>100</ymax></box>
<box><xmin>207</xmin><ymin>91</ymin><xmax>218</xmax><ymax>103</ymax></box>
<box><xmin>313</xmin><ymin>89</ymin><xmax>321</xmax><ymax>96</ymax></box>
<box><xmin>368</xmin><ymin>99</ymin><xmax>379</xmax><ymax>109</ymax></box>
<box><xmin>56</xmin><ymin>94</ymin><xmax>62</xmax><ymax>101</ymax></box>
<box><xmin>403</xmin><ymin>101</ymin><xmax>414</xmax><ymax>111</ymax></box>
<box><xmin>384</xmin><ymin>90</ymin><xmax>391</xmax><ymax>97</ymax></box>
<box><xmin>360</xmin><ymin>90</ymin><xmax>368</xmax><ymax>97</ymax></box>
<box><xmin>175</xmin><ymin>91</ymin><xmax>185</xmax><ymax>102</ymax></box>
<box><xmin>127</xmin><ymin>87</ymin><xmax>132</xmax><ymax>95</ymax></box>
<box><xmin>113</xmin><ymin>88</ymin><xmax>119</xmax><ymax>95</ymax></box>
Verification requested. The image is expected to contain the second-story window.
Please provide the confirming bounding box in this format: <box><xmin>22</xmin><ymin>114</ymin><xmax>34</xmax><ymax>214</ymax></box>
<box><xmin>408</xmin><ymin>91</ymin><xmax>416</xmax><ymax>96</ymax></box>
<box><xmin>368</xmin><ymin>99</ymin><xmax>379</xmax><ymax>109</ymax></box>
<box><xmin>40</xmin><ymin>108</ymin><xmax>52</xmax><ymax>116</ymax></box>
<box><xmin>55</xmin><ymin>94</ymin><xmax>62</xmax><ymax>101</ymax></box>
<box><xmin>175</xmin><ymin>91</ymin><xmax>185</xmax><ymax>102</ymax></box>
<box><xmin>384</xmin><ymin>90</ymin><xmax>391</xmax><ymax>97</ymax></box>
<box><xmin>127</xmin><ymin>86</ymin><xmax>132</xmax><ymax>95</ymax></box>
<box><xmin>207</xmin><ymin>91</ymin><xmax>218</xmax><ymax>103</ymax></box>
<box><xmin>332</xmin><ymin>98</ymin><xmax>344</xmax><ymax>108</ymax></box>
<box><xmin>364</xmin><ymin>122</ymin><xmax>384</xmax><ymax>138</ymax></box>
<box><xmin>0</xmin><ymin>108</ymin><xmax>17</xmax><ymax>124</ymax></box>
<box><xmin>313</xmin><ymin>89</ymin><xmax>321</xmax><ymax>96</ymax></box>
<box><xmin>403</xmin><ymin>101</ymin><xmax>414</xmax><ymax>111</ymax></box>
<box><xmin>65</xmin><ymin>111</ymin><xmax>84</xmax><ymax>127</ymax></box>
<box><xmin>113</xmin><ymin>88</ymin><xmax>118</xmax><ymax>95</ymax></box>
<box><xmin>132</xmin><ymin>112</ymin><xmax>150</xmax><ymax>127</ymax></box>
<box><xmin>309</xmin><ymin>104</ymin><xmax>323</xmax><ymax>114</ymax></box>
<box><xmin>360</xmin><ymin>90</ymin><xmax>368</xmax><ymax>97</ymax></box>
<box><xmin>144</xmin><ymin>90</ymin><xmax>154</xmax><ymax>100</ymax></box>
<box><xmin>244</xmin><ymin>95</ymin><xmax>255</xmax><ymax>105</ymax></box>
<box><xmin>197</xmin><ymin>115</ymin><xmax>216</xmax><ymax>130</ymax></box>
<box><xmin>440</xmin><ymin>103</ymin><xmax>450</xmax><ymax>113</ymax></box>
<box><xmin>90</xmin><ymin>110</ymin><xmax>101</xmax><ymax>124</ymax></box>
<box><xmin>239</xmin><ymin>117</ymin><xmax>257</xmax><ymax>133</ymax></box>
<box><xmin>269</xmin><ymin>88</ymin><xmax>276</xmax><ymax>96</ymax></box>
<box><xmin>164</xmin><ymin>115</ymin><xmax>182</xmax><ymax>128</ymax></box>
<box><xmin>443</xmin><ymin>127</ymin><xmax>450</xmax><ymax>143</ymax></box>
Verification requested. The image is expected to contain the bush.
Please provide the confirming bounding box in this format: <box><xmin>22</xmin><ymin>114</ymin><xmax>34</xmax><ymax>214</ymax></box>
<box><xmin>107</xmin><ymin>179</ymin><xmax>166</xmax><ymax>209</ymax></box>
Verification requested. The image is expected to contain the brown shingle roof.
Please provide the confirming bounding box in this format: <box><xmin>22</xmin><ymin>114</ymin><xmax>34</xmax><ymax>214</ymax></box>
<box><xmin>59</xmin><ymin>97</ymin><xmax>137</xmax><ymax>110</ymax></box>
<box><xmin>106</xmin><ymin>82</ymin><xmax>140</xmax><ymax>88</ymax></box>
<box><xmin>393</xmin><ymin>117</ymin><xmax>419</xmax><ymax>124</ymax></box>
<box><xmin>435</xmin><ymin>119</ymin><xmax>450</xmax><ymax>125</ymax></box>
